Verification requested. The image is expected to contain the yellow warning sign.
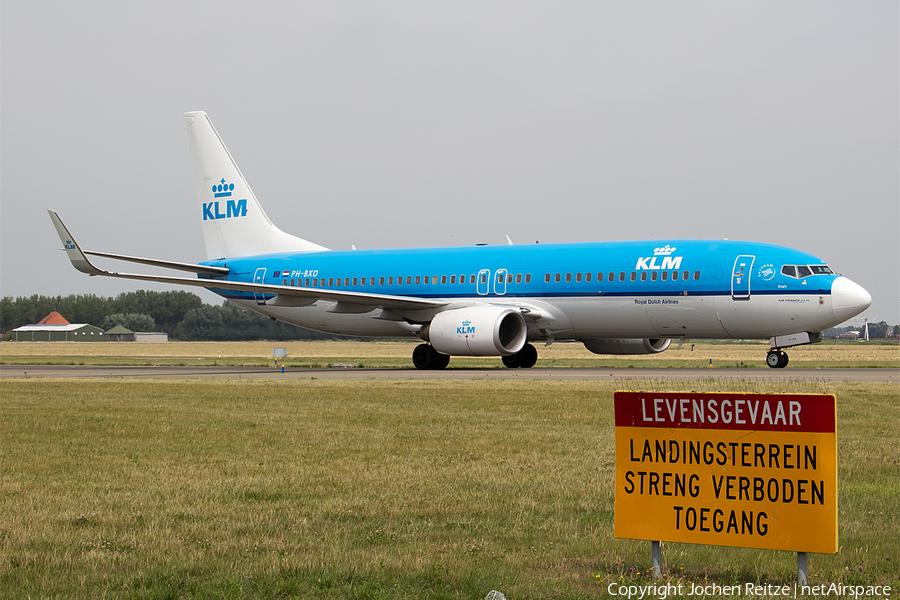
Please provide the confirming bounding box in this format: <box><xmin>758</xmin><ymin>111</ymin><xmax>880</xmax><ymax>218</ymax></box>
<box><xmin>614</xmin><ymin>392</ymin><xmax>837</xmax><ymax>553</ymax></box>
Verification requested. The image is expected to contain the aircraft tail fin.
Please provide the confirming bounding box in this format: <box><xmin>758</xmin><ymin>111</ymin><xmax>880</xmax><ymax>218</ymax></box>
<box><xmin>183</xmin><ymin>111</ymin><xmax>328</xmax><ymax>260</ymax></box>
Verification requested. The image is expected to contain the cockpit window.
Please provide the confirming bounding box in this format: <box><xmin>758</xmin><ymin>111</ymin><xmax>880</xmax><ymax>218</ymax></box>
<box><xmin>782</xmin><ymin>264</ymin><xmax>832</xmax><ymax>278</ymax></box>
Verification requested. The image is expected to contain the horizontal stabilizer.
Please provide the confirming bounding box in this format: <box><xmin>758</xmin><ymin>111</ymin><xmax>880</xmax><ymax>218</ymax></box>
<box><xmin>84</xmin><ymin>250</ymin><xmax>229</xmax><ymax>276</ymax></box>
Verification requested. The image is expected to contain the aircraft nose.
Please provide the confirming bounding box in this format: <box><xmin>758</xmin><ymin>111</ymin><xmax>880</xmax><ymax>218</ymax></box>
<box><xmin>831</xmin><ymin>277</ymin><xmax>872</xmax><ymax>323</ymax></box>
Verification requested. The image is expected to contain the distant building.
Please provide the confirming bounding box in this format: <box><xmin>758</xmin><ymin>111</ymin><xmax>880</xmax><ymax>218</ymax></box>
<box><xmin>134</xmin><ymin>332</ymin><xmax>168</xmax><ymax>343</ymax></box>
<box><xmin>38</xmin><ymin>311</ymin><xmax>70</xmax><ymax>325</ymax></box>
<box><xmin>838</xmin><ymin>331</ymin><xmax>861</xmax><ymax>341</ymax></box>
<box><xmin>12</xmin><ymin>323</ymin><xmax>105</xmax><ymax>341</ymax></box>
<box><xmin>104</xmin><ymin>325</ymin><xmax>135</xmax><ymax>342</ymax></box>
<box><xmin>104</xmin><ymin>326</ymin><xmax>168</xmax><ymax>342</ymax></box>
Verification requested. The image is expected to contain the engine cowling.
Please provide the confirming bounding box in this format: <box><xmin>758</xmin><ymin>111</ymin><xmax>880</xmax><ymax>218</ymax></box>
<box><xmin>582</xmin><ymin>338</ymin><xmax>671</xmax><ymax>355</ymax></box>
<box><xmin>425</xmin><ymin>306</ymin><xmax>527</xmax><ymax>356</ymax></box>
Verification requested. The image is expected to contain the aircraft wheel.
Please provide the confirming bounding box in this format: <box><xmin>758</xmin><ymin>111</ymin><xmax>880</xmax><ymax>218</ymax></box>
<box><xmin>433</xmin><ymin>351</ymin><xmax>450</xmax><ymax>370</ymax></box>
<box><xmin>517</xmin><ymin>343</ymin><xmax>538</xmax><ymax>368</ymax></box>
<box><xmin>766</xmin><ymin>350</ymin><xmax>788</xmax><ymax>369</ymax></box>
<box><xmin>502</xmin><ymin>343</ymin><xmax>538</xmax><ymax>369</ymax></box>
<box><xmin>413</xmin><ymin>344</ymin><xmax>447</xmax><ymax>370</ymax></box>
<box><xmin>502</xmin><ymin>354</ymin><xmax>520</xmax><ymax>368</ymax></box>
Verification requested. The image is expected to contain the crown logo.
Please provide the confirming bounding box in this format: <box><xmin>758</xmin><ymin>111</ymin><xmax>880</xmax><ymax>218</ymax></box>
<box><xmin>461</xmin><ymin>320</ymin><xmax>471</xmax><ymax>326</ymax></box>
<box><xmin>653</xmin><ymin>245</ymin><xmax>676</xmax><ymax>256</ymax></box>
<box><xmin>212</xmin><ymin>178</ymin><xmax>234</xmax><ymax>198</ymax></box>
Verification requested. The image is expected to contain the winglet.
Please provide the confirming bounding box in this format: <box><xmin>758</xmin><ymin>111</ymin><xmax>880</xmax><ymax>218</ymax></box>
<box><xmin>47</xmin><ymin>210</ymin><xmax>106</xmax><ymax>275</ymax></box>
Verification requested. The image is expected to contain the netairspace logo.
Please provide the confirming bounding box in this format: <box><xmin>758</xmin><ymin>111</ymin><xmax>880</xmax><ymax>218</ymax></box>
<box><xmin>606</xmin><ymin>581</ymin><xmax>893</xmax><ymax>599</ymax></box>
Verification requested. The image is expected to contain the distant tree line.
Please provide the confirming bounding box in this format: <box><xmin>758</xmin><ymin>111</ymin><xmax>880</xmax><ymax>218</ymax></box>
<box><xmin>1</xmin><ymin>291</ymin><xmax>336</xmax><ymax>341</ymax></box>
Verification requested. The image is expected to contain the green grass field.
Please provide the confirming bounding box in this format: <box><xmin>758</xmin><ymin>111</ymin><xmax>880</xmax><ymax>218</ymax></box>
<box><xmin>1</xmin><ymin>377</ymin><xmax>897</xmax><ymax>599</ymax></box>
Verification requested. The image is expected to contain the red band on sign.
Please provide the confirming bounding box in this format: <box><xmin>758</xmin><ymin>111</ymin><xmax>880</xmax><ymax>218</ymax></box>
<box><xmin>614</xmin><ymin>392</ymin><xmax>835</xmax><ymax>433</ymax></box>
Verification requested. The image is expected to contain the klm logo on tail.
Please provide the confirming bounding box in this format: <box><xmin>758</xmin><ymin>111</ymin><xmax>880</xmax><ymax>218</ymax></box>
<box><xmin>203</xmin><ymin>179</ymin><xmax>247</xmax><ymax>220</ymax></box>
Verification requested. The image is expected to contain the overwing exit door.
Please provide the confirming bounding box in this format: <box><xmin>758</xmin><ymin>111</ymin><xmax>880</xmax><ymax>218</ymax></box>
<box><xmin>731</xmin><ymin>256</ymin><xmax>754</xmax><ymax>300</ymax></box>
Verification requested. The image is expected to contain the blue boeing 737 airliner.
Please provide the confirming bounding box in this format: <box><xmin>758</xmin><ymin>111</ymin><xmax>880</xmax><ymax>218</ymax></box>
<box><xmin>49</xmin><ymin>112</ymin><xmax>872</xmax><ymax>369</ymax></box>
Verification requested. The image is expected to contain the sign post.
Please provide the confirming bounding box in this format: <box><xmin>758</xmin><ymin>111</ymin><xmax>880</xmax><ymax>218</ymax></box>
<box><xmin>614</xmin><ymin>391</ymin><xmax>837</xmax><ymax>570</ymax></box>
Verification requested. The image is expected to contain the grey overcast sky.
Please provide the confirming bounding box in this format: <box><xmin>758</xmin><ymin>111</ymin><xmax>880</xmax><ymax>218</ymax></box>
<box><xmin>2</xmin><ymin>2</ymin><xmax>898</xmax><ymax>324</ymax></box>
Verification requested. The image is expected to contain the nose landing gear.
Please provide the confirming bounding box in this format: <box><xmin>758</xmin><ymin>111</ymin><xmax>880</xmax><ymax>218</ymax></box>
<box><xmin>766</xmin><ymin>350</ymin><xmax>789</xmax><ymax>369</ymax></box>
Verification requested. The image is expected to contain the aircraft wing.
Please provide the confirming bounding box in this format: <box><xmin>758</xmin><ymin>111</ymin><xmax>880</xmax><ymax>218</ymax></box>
<box><xmin>48</xmin><ymin>210</ymin><xmax>447</xmax><ymax>312</ymax></box>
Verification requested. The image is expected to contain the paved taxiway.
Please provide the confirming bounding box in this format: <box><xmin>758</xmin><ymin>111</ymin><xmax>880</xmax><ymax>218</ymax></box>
<box><xmin>1</xmin><ymin>365</ymin><xmax>895</xmax><ymax>382</ymax></box>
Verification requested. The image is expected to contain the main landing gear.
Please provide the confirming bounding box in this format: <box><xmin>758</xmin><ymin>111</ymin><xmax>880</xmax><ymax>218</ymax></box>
<box><xmin>502</xmin><ymin>343</ymin><xmax>538</xmax><ymax>369</ymax></box>
<box><xmin>766</xmin><ymin>350</ymin><xmax>789</xmax><ymax>369</ymax></box>
<box><xmin>412</xmin><ymin>344</ymin><xmax>450</xmax><ymax>370</ymax></box>
<box><xmin>411</xmin><ymin>343</ymin><xmax>539</xmax><ymax>370</ymax></box>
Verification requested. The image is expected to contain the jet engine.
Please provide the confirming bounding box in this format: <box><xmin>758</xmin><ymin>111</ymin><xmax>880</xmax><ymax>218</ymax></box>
<box><xmin>582</xmin><ymin>338</ymin><xmax>671</xmax><ymax>355</ymax></box>
<box><xmin>424</xmin><ymin>306</ymin><xmax>527</xmax><ymax>356</ymax></box>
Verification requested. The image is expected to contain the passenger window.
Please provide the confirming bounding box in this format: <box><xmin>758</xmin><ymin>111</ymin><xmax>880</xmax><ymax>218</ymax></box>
<box><xmin>398</xmin><ymin>276</ymin><xmax>403</xmax><ymax>285</ymax></box>
<box><xmin>470</xmin><ymin>274</ymin><xmax>476</xmax><ymax>284</ymax></box>
<box><xmin>388</xmin><ymin>277</ymin><xmax>393</xmax><ymax>285</ymax></box>
<box><xmin>352</xmin><ymin>278</ymin><xmax>358</xmax><ymax>286</ymax></box>
<box><xmin>586</xmin><ymin>272</ymin><xmax>591</xmax><ymax>282</ymax></box>
<box><xmin>640</xmin><ymin>272</ymin><xmax>647</xmax><ymax>281</ymax></box>
<box><xmin>545</xmin><ymin>273</ymin><xmax>551</xmax><ymax>283</ymax></box>
<box><xmin>564</xmin><ymin>273</ymin><xmax>570</xmax><ymax>282</ymax></box>
<box><xmin>525</xmin><ymin>274</ymin><xmax>531</xmax><ymax>283</ymax></box>
<box><xmin>672</xmin><ymin>271</ymin><xmax>678</xmax><ymax>281</ymax></box>
<box><xmin>451</xmin><ymin>275</ymin><xmax>456</xmax><ymax>284</ymax></box>
<box><xmin>797</xmin><ymin>265</ymin><xmax>812</xmax><ymax>278</ymax></box>
<box><xmin>619</xmin><ymin>272</ymin><xmax>625</xmax><ymax>282</ymax></box>
<box><xmin>597</xmin><ymin>272</ymin><xmax>604</xmax><ymax>282</ymax></box>
<box><xmin>651</xmin><ymin>272</ymin><xmax>657</xmax><ymax>281</ymax></box>
<box><xmin>441</xmin><ymin>275</ymin><xmax>447</xmax><ymax>284</ymax></box>
<box><xmin>630</xmin><ymin>272</ymin><xmax>637</xmax><ymax>281</ymax></box>
<box><xmin>661</xmin><ymin>271</ymin><xmax>667</xmax><ymax>281</ymax></box>
<box><xmin>507</xmin><ymin>274</ymin><xmax>513</xmax><ymax>284</ymax></box>
<box><xmin>283</xmin><ymin>279</ymin><xmax>288</xmax><ymax>286</ymax></box>
<box><xmin>305</xmin><ymin>279</ymin><xmax>310</xmax><ymax>287</ymax></box>
<box><xmin>497</xmin><ymin>273</ymin><xmax>503</xmax><ymax>283</ymax></box>
<box><xmin>415</xmin><ymin>276</ymin><xmax>420</xmax><ymax>285</ymax></box>
<box><xmin>480</xmin><ymin>273</ymin><xmax>487</xmax><ymax>284</ymax></box>
<box><xmin>683</xmin><ymin>271</ymin><xmax>689</xmax><ymax>281</ymax></box>
<box><xmin>575</xmin><ymin>273</ymin><xmax>581</xmax><ymax>282</ymax></box>
<box><xmin>312</xmin><ymin>279</ymin><xmax>318</xmax><ymax>287</ymax></box>
<box><xmin>360</xmin><ymin>278</ymin><xmax>365</xmax><ymax>286</ymax></box>
<box><xmin>336</xmin><ymin>278</ymin><xmax>342</xmax><ymax>287</ymax></box>
<box><xmin>693</xmin><ymin>271</ymin><xmax>700</xmax><ymax>280</ymax></box>
<box><xmin>379</xmin><ymin>277</ymin><xmax>384</xmax><ymax>285</ymax></box>
<box><xmin>290</xmin><ymin>279</ymin><xmax>295</xmax><ymax>286</ymax></box>
<box><xmin>515</xmin><ymin>274</ymin><xmax>522</xmax><ymax>284</ymax></box>
<box><xmin>369</xmin><ymin>277</ymin><xmax>375</xmax><ymax>285</ymax></box>
<box><xmin>555</xmin><ymin>273</ymin><xmax>561</xmax><ymax>283</ymax></box>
